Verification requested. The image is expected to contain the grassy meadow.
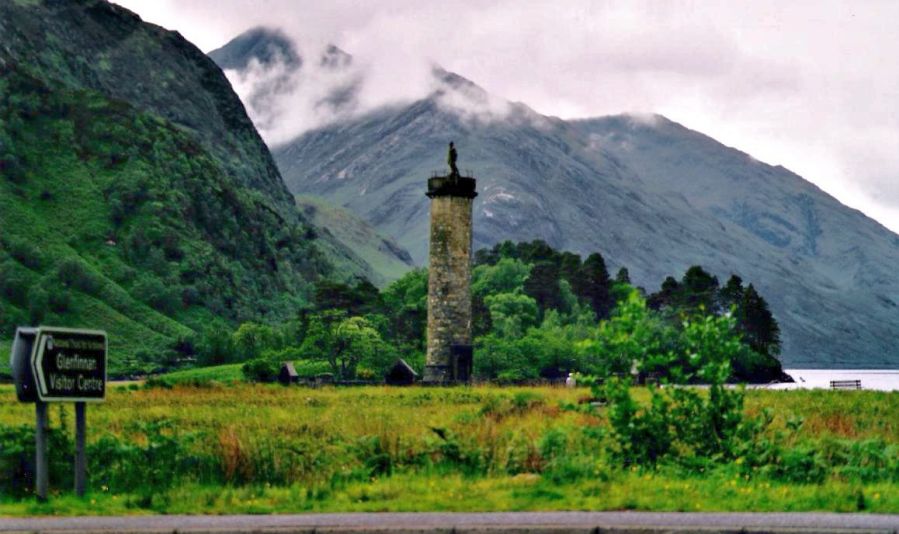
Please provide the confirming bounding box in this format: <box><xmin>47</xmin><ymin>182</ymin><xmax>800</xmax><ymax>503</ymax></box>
<box><xmin>1</xmin><ymin>381</ymin><xmax>898</xmax><ymax>515</ymax></box>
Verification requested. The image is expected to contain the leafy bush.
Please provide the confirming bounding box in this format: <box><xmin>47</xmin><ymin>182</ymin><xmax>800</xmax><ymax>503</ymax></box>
<box><xmin>26</xmin><ymin>285</ymin><xmax>49</xmax><ymax>324</ymax></box>
<box><xmin>589</xmin><ymin>313</ymin><xmax>761</xmax><ymax>467</ymax></box>
<box><xmin>90</xmin><ymin>420</ymin><xmax>212</xmax><ymax>495</ymax></box>
<box><xmin>131</xmin><ymin>276</ymin><xmax>180</xmax><ymax>315</ymax></box>
<box><xmin>0</xmin><ymin>420</ymin><xmax>73</xmax><ymax>497</ymax></box>
<box><xmin>241</xmin><ymin>358</ymin><xmax>279</xmax><ymax>383</ymax></box>
<box><xmin>0</xmin><ymin>259</ymin><xmax>31</xmax><ymax>306</ymax></box>
<box><xmin>47</xmin><ymin>288</ymin><xmax>71</xmax><ymax>313</ymax></box>
<box><xmin>56</xmin><ymin>258</ymin><xmax>100</xmax><ymax>295</ymax></box>
<box><xmin>4</xmin><ymin>238</ymin><xmax>42</xmax><ymax>270</ymax></box>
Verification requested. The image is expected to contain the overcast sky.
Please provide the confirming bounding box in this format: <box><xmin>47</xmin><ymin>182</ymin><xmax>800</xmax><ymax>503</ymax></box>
<box><xmin>114</xmin><ymin>0</ymin><xmax>899</xmax><ymax>235</ymax></box>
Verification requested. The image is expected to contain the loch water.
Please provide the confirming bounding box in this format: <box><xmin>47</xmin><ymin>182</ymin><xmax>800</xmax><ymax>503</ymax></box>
<box><xmin>764</xmin><ymin>369</ymin><xmax>899</xmax><ymax>391</ymax></box>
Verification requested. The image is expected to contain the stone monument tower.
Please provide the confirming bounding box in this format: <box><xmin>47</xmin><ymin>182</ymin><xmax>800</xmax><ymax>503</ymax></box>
<box><xmin>423</xmin><ymin>142</ymin><xmax>477</xmax><ymax>384</ymax></box>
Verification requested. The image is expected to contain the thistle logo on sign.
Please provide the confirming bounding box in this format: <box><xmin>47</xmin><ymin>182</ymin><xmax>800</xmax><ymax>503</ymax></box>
<box><xmin>30</xmin><ymin>327</ymin><xmax>107</xmax><ymax>402</ymax></box>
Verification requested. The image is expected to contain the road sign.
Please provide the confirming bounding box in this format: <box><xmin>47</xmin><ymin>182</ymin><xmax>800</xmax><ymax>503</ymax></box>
<box><xmin>29</xmin><ymin>327</ymin><xmax>107</xmax><ymax>402</ymax></box>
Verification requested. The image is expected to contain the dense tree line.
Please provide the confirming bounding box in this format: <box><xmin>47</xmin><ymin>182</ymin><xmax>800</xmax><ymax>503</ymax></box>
<box><xmin>212</xmin><ymin>240</ymin><xmax>784</xmax><ymax>384</ymax></box>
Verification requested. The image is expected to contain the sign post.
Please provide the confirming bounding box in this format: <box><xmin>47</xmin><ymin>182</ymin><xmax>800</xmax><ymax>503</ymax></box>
<box><xmin>35</xmin><ymin>401</ymin><xmax>48</xmax><ymax>501</ymax></box>
<box><xmin>74</xmin><ymin>402</ymin><xmax>86</xmax><ymax>497</ymax></box>
<box><xmin>10</xmin><ymin>326</ymin><xmax>107</xmax><ymax>500</ymax></box>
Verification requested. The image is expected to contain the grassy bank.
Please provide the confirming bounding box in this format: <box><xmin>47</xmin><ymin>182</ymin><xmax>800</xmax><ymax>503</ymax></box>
<box><xmin>0</xmin><ymin>384</ymin><xmax>897</xmax><ymax>515</ymax></box>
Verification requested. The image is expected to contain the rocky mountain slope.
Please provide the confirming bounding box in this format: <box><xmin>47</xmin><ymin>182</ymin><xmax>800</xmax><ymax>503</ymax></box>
<box><xmin>0</xmin><ymin>1</ymin><xmax>372</xmax><ymax>372</ymax></box>
<box><xmin>217</xmin><ymin>29</ymin><xmax>899</xmax><ymax>368</ymax></box>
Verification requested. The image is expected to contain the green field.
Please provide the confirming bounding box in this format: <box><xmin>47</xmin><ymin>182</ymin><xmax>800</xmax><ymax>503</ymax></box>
<box><xmin>149</xmin><ymin>363</ymin><xmax>245</xmax><ymax>385</ymax></box>
<box><xmin>1</xmin><ymin>382</ymin><xmax>897</xmax><ymax>515</ymax></box>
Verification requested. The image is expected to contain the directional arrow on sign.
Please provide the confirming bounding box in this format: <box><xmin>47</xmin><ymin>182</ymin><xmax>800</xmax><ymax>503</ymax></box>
<box><xmin>30</xmin><ymin>327</ymin><xmax>107</xmax><ymax>403</ymax></box>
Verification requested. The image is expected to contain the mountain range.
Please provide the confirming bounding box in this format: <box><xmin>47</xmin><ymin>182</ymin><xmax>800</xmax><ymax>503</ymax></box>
<box><xmin>211</xmin><ymin>28</ymin><xmax>899</xmax><ymax>368</ymax></box>
<box><xmin>0</xmin><ymin>1</ymin><xmax>385</xmax><ymax>372</ymax></box>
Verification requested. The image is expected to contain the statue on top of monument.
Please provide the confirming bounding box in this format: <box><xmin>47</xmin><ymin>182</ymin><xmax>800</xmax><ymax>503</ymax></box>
<box><xmin>447</xmin><ymin>141</ymin><xmax>459</xmax><ymax>177</ymax></box>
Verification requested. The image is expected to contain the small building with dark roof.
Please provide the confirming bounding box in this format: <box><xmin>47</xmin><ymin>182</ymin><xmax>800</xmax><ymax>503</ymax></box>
<box><xmin>278</xmin><ymin>362</ymin><xmax>299</xmax><ymax>385</ymax></box>
<box><xmin>385</xmin><ymin>358</ymin><xmax>418</xmax><ymax>386</ymax></box>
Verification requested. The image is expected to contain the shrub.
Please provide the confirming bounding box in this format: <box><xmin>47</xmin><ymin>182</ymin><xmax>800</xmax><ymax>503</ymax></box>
<box><xmin>48</xmin><ymin>288</ymin><xmax>71</xmax><ymax>313</ymax></box>
<box><xmin>132</xmin><ymin>276</ymin><xmax>180</xmax><ymax>315</ymax></box>
<box><xmin>589</xmin><ymin>313</ymin><xmax>761</xmax><ymax>467</ymax></box>
<box><xmin>0</xmin><ymin>259</ymin><xmax>30</xmax><ymax>305</ymax></box>
<box><xmin>5</xmin><ymin>238</ymin><xmax>42</xmax><ymax>270</ymax></box>
<box><xmin>241</xmin><ymin>358</ymin><xmax>279</xmax><ymax>383</ymax></box>
<box><xmin>89</xmin><ymin>420</ymin><xmax>210</xmax><ymax>495</ymax></box>
<box><xmin>56</xmin><ymin>258</ymin><xmax>100</xmax><ymax>295</ymax></box>
<box><xmin>0</xmin><ymin>421</ymin><xmax>73</xmax><ymax>497</ymax></box>
<box><xmin>26</xmin><ymin>285</ymin><xmax>49</xmax><ymax>324</ymax></box>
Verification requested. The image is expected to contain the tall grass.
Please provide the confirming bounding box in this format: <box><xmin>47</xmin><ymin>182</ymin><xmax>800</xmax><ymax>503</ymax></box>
<box><xmin>0</xmin><ymin>384</ymin><xmax>897</xmax><ymax>514</ymax></box>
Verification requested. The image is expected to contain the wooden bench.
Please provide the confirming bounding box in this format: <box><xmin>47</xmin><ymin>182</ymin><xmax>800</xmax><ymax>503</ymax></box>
<box><xmin>830</xmin><ymin>379</ymin><xmax>862</xmax><ymax>390</ymax></box>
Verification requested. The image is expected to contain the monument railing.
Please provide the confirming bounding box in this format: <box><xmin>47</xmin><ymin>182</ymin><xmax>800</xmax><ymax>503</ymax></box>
<box><xmin>429</xmin><ymin>169</ymin><xmax>475</xmax><ymax>178</ymax></box>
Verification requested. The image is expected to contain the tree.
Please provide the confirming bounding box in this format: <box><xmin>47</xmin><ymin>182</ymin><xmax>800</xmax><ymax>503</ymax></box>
<box><xmin>584</xmin><ymin>288</ymin><xmax>675</xmax><ymax>376</ymax></box>
<box><xmin>472</xmin><ymin>257</ymin><xmax>530</xmax><ymax>297</ymax></box>
<box><xmin>232</xmin><ymin>322</ymin><xmax>278</xmax><ymax>360</ymax></box>
<box><xmin>736</xmin><ymin>284</ymin><xmax>781</xmax><ymax>358</ymax></box>
<box><xmin>524</xmin><ymin>262</ymin><xmax>565</xmax><ymax>316</ymax></box>
<box><xmin>679</xmin><ymin>265</ymin><xmax>719</xmax><ymax>314</ymax></box>
<box><xmin>484</xmin><ymin>292</ymin><xmax>538</xmax><ymax>338</ymax></box>
<box><xmin>718</xmin><ymin>274</ymin><xmax>745</xmax><ymax>311</ymax></box>
<box><xmin>313</xmin><ymin>279</ymin><xmax>382</xmax><ymax>316</ymax></box>
<box><xmin>301</xmin><ymin>313</ymin><xmax>392</xmax><ymax>379</ymax></box>
<box><xmin>382</xmin><ymin>269</ymin><xmax>428</xmax><ymax>350</ymax></box>
<box><xmin>514</xmin><ymin>240</ymin><xmax>559</xmax><ymax>265</ymax></box>
<box><xmin>557</xmin><ymin>251</ymin><xmax>582</xmax><ymax>285</ymax></box>
<box><xmin>615</xmin><ymin>267</ymin><xmax>631</xmax><ymax>285</ymax></box>
<box><xmin>474</xmin><ymin>334</ymin><xmax>539</xmax><ymax>381</ymax></box>
<box><xmin>647</xmin><ymin>276</ymin><xmax>680</xmax><ymax>310</ymax></box>
<box><xmin>196</xmin><ymin>324</ymin><xmax>239</xmax><ymax>366</ymax></box>
<box><xmin>573</xmin><ymin>253</ymin><xmax>613</xmax><ymax>320</ymax></box>
<box><xmin>596</xmin><ymin>312</ymin><xmax>753</xmax><ymax>466</ymax></box>
<box><xmin>26</xmin><ymin>286</ymin><xmax>48</xmax><ymax>324</ymax></box>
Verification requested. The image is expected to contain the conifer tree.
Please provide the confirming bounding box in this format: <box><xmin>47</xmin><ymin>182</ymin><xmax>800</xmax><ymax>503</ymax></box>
<box><xmin>524</xmin><ymin>262</ymin><xmax>564</xmax><ymax>317</ymax></box>
<box><xmin>575</xmin><ymin>253</ymin><xmax>613</xmax><ymax>319</ymax></box>
<box><xmin>737</xmin><ymin>284</ymin><xmax>782</xmax><ymax>357</ymax></box>
<box><xmin>719</xmin><ymin>274</ymin><xmax>745</xmax><ymax>311</ymax></box>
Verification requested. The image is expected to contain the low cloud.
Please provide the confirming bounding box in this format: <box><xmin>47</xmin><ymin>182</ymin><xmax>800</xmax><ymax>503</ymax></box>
<box><xmin>115</xmin><ymin>0</ymin><xmax>899</xmax><ymax>233</ymax></box>
<box><xmin>221</xmin><ymin>42</ymin><xmax>363</xmax><ymax>146</ymax></box>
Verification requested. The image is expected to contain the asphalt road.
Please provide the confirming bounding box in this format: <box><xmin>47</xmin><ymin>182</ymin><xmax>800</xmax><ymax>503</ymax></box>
<box><xmin>0</xmin><ymin>512</ymin><xmax>898</xmax><ymax>533</ymax></box>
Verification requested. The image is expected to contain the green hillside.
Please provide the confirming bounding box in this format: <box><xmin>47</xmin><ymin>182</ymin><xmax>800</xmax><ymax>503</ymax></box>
<box><xmin>0</xmin><ymin>1</ymin><xmax>371</xmax><ymax>375</ymax></box>
<box><xmin>296</xmin><ymin>195</ymin><xmax>414</xmax><ymax>286</ymax></box>
<box><xmin>0</xmin><ymin>62</ymin><xmax>331</xmax><ymax>373</ymax></box>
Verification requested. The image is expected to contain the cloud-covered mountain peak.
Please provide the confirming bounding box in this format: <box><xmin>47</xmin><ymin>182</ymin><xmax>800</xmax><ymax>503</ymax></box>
<box><xmin>321</xmin><ymin>44</ymin><xmax>353</xmax><ymax>69</ymax></box>
<box><xmin>209</xmin><ymin>27</ymin><xmax>361</xmax><ymax>145</ymax></box>
<box><xmin>208</xmin><ymin>26</ymin><xmax>301</xmax><ymax>71</ymax></box>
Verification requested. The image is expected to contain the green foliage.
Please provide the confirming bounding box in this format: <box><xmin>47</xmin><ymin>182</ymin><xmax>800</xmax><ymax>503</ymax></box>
<box><xmin>382</xmin><ymin>268</ymin><xmax>428</xmax><ymax>352</ymax></box>
<box><xmin>583</xmin><ymin>288</ymin><xmax>676</xmax><ymax>376</ymax></box>
<box><xmin>484</xmin><ymin>292</ymin><xmax>538</xmax><ymax>338</ymax></box>
<box><xmin>241</xmin><ymin>358</ymin><xmax>280</xmax><ymax>383</ymax></box>
<box><xmin>590</xmin><ymin>312</ymin><xmax>760</xmax><ymax>467</ymax></box>
<box><xmin>313</xmin><ymin>279</ymin><xmax>382</xmax><ymax>316</ymax></box>
<box><xmin>232</xmin><ymin>322</ymin><xmax>280</xmax><ymax>360</ymax></box>
<box><xmin>195</xmin><ymin>324</ymin><xmax>240</xmax><ymax>366</ymax></box>
<box><xmin>300</xmin><ymin>312</ymin><xmax>395</xmax><ymax>379</ymax></box>
<box><xmin>90</xmin><ymin>420</ymin><xmax>209</xmax><ymax>496</ymax></box>
<box><xmin>0</xmin><ymin>421</ymin><xmax>71</xmax><ymax>497</ymax></box>
<box><xmin>131</xmin><ymin>276</ymin><xmax>179</xmax><ymax>315</ymax></box>
<box><xmin>2</xmin><ymin>384</ymin><xmax>899</xmax><ymax>513</ymax></box>
<box><xmin>0</xmin><ymin>59</ymin><xmax>342</xmax><ymax>373</ymax></box>
<box><xmin>472</xmin><ymin>258</ymin><xmax>530</xmax><ymax>296</ymax></box>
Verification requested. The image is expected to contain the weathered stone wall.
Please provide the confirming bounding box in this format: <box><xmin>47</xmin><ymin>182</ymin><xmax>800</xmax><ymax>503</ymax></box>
<box><xmin>424</xmin><ymin>192</ymin><xmax>474</xmax><ymax>383</ymax></box>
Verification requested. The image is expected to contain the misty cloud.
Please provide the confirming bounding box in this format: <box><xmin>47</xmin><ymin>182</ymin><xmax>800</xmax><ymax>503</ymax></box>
<box><xmin>114</xmin><ymin>0</ymin><xmax>899</xmax><ymax>234</ymax></box>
